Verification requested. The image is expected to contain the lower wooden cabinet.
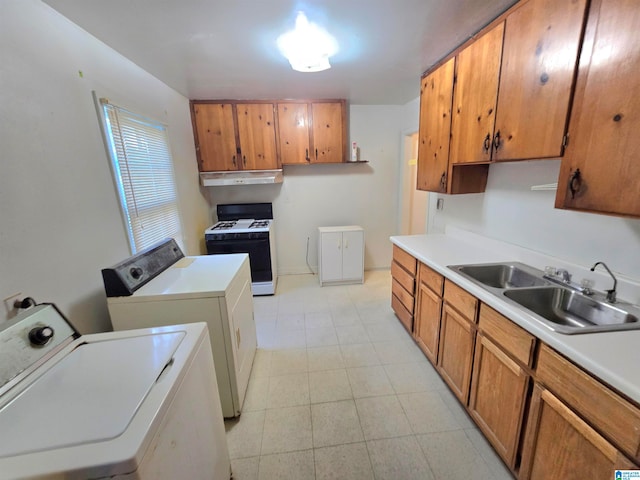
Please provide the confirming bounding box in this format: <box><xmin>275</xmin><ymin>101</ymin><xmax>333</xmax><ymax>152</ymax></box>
<box><xmin>468</xmin><ymin>334</ymin><xmax>529</xmax><ymax>468</ymax></box>
<box><xmin>414</xmin><ymin>280</ymin><xmax>442</xmax><ymax>364</ymax></box>
<box><xmin>388</xmin><ymin>246</ymin><xmax>640</xmax><ymax>477</ymax></box>
<box><xmin>520</xmin><ymin>384</ymin><xmax>635</xmax><ymax>479</ymax></box>
<box><xmin>437</xmin><ymin>304</ymin><xmax>476</xmax><ymax>403</ymax></box>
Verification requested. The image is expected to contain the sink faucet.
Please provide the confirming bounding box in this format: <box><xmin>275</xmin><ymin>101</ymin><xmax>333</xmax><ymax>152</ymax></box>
<box><xmin>590</xmin><ymin>261</ymin><xmax>617</xmax><ymax>303</ymax></box>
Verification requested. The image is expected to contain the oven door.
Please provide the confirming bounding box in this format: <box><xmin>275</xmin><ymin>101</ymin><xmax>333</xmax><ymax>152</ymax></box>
<box><xmin>206</xmin><ymin>235</ymin><xmax>272</xmax><ymax>283</ymax></box>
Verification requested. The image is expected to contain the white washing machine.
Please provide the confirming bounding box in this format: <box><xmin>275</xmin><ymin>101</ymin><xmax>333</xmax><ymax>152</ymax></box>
<box><xmin>0</xmin><ymin>304</ymin><xmax>230</xmax><ymax>479</ymax></box>
<box><xmin>102</xmin><ymin>238</ymin><xmax>257</xmax><ymax>418</ymax></box>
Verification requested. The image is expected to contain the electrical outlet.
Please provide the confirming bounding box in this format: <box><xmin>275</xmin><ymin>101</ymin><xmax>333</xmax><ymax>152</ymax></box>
<box><xmin>3</xmin><ymin>292</ymin><xmax>22</xmax><ymax>314</ymax></box>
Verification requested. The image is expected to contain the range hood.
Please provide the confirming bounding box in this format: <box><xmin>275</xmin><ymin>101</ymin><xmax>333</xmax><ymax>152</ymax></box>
<box><xmin>199</xmin><ymin>170</ymin><xmax>283</xmax><ymax>186</ymax></box>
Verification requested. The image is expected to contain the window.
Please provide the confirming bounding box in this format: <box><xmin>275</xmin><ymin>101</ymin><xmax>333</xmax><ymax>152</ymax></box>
<box><xmin>98</xmin><ymin>98</ymin><xmax>183</xmax><ymax>254</ymax></box>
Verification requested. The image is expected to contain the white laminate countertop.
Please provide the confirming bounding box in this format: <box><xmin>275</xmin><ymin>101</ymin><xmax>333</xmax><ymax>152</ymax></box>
<box><xmin>391</xmin><ymin>229</ymin><xmax>640</xmax><ymax>404</ymax></box>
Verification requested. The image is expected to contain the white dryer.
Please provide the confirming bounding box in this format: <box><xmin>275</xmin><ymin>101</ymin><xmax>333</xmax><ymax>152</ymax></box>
<box><xmin>0</xmin><ymin>304</ymin><xmax>230</xmax><ymax>479</ymax></box>
<box><xmin>102</xmin><ymin>238</ymin><xmax>257</xmax><ymax>418</ymax></box>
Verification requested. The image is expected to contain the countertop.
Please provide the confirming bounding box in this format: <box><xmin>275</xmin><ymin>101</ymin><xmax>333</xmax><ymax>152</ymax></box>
<box><xmin>391</xmin><ymin>228</ymin><xmax>640</xmax><ymax>405</ymax></box>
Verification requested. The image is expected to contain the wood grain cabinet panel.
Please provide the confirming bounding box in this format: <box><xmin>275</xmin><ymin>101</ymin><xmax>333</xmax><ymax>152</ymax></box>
<box><xmin>311</xmin><ymin>102</ymin><xmax>345</xmax><ymax>163</ymax></box>
<box><xmin>492</xmin><ymin>0</ymin><xmax>587</xmax><ymax>161</ymax></box>
<box><xmin>450</xmin><ymin>22</ymin><xmax>504</xmax><ymax>165</ymax></box>
<box><xmin>191</xmin><ymin>103</ymin><xmax>238</xmax><ymax>171</ymax></box>
<box><xmin>536</xmin><ymin>343</ymin><xmax>640</xmax><ymax>461</ymax></box>
<box><xmin>520</xmin><ymin>385</ymin><xmax>636</xmax><ymax>479</ymax></box>
<box><xmin>468</xmin><ymin>334</ymin><xmax>529</xmax><ymax>468</ymax></box>
<box><xmin>555</xmin><ymin>0</ymin><xmax>640</xmax><ymax>217</ymax></box>
<box><xmin>236</xmin><ymin>103</ymin><xmax>278</xmax><ymax>170</ymax></box>
<box><xmin>392</xmin><ymin>245</ymin><xmax>417</xmax><ymax>275</ymax></box>
<box><xmin>390</xmin><ymin>246</ymin><xmax>417</xmax><ymax>334</ymax></box>
<box><xmin>191</xmin><ymin>101</ymin><xmax>278</xmax><ymax>172</ymax></box>
<box><xmin>277</xmin><ymin>103</ymin><xmax>311</xmax><ymax>165</ymax></box>
<box><xmin>443</xmin><ymin>279</ymin><xmax>478</xmax><ymax>322</ymax></box>
<box><xmin>437</xmin><ymin>303</ymin><xmax>476</xmax><ymax>403</ymax></box>
<box><xmin>478</xmin><ymin>304</ymin><xmax>536</xmax><ymax>366</ymax></box>
<box><xmin>414</xmin><ymin>265</ymin><xmax>444</xmax><ymax>364</ymax></box>
<box><xmin>417</xmin><ymin>58</ymin><xmax>455</xmax><ymax>193</ymax></box>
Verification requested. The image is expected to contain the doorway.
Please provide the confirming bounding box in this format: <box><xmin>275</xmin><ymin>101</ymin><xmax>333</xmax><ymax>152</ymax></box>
<box><xmin>399</xmin><ymin>132</ymin><xmax>428</xmax><ymax>234</ymax></box>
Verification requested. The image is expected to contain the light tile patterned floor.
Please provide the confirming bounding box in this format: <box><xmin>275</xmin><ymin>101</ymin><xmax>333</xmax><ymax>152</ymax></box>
<box><xmin>225</xmin><ymin>270</ymin><xmax>514</xmax><ymax>480</ymax></box>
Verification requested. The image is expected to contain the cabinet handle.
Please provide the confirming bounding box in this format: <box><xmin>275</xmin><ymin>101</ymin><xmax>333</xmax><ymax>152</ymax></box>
<box><xmin>345</xmin><ymin>239</ymin><xmax>349</xmax><ymax>249</ymax></box>
<box><xmin>440</xmin><ymin>172</ymin><xmax>447</xmax><ymax>191</ymax></box>
<box><xmin>232</xmin><ymin>155</ymin><xmax>236</xmax><ymax>166</ymax></box>
<box><xmin>305</xmin><ymin>148</ymin><xmax>310</xmax><ymax>162</ymax></box>
<box><xmin>243</xmin><ymin>155</ymin><xmax>246</xmax><ymax>166</ymax></box>
<box><xmin>493</xmin><ymin>130</ymin><xmax>501</xmax><ymax>151</ymax></box>
<box><xmin>568</xmin><ymin>168</ymin><xmax>582</xmax><ymax>199</ymax></box>
<box><xmin>315</xmin><ymin>148</ymin><xmax>318</xmax><ymax>160</ymax></box>
<box><xmin>483</xmin><ymin>133</ymin><xmax>491</xmax><ymax>152</ymax></box>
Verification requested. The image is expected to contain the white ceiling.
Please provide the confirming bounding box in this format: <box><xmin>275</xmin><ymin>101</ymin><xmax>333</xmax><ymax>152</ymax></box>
<box><xmin>42</xmin><ymin>0</ymin><xmax>517</xmax><ymax>105</ymax></box>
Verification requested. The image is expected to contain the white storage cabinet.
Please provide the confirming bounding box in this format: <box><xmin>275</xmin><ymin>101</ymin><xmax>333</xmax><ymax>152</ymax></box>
<box><xmin>318</xmin><ymin>226</ymin><xmax>364</xmax><ymax>286</ymax></box>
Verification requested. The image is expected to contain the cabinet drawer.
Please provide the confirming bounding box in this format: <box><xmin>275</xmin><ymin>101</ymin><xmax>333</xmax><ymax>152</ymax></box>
<box><xmin>392</xmin><ymin>278</ymin><xmax>414</xmax><ymax>314</ymax></box>
<box><xmin>391</xmin><ymin>261</ymin><xmax>415</xmax><ymax>294</ymax></box>
<box><xmin>392</xmin><ymin>293</ymin><xmax>413</xmax><ymax>333</ymax></box>
<box><xmin>419</xmin><ymin>263</ymin><xmax>444</xmax><ymax>296</ymax></box>
<box><xmin>478</xmin><ymin>304</ymin><xmax>536</xmax><ymax>367</ymax></box>
<box><xmin>392</xmin><ymin>245</ymin><xmax>417</xmax><ymax>276</ymax></box>
<box><xmin>536</xmin><ymin>343</ymin><xmax>640</xmax><ymax>460</ymax></box>
<box><xmin>443</xmin><ymin>279</ymin><xmax>478</xmax><ymax>321</ymax></box>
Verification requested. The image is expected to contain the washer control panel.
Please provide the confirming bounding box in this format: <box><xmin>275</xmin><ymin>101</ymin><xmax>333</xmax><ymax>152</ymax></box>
<box><xmin>0</xmin><ymin>305</ymin><xmax>78</xmax><ymax>393</ymax></box>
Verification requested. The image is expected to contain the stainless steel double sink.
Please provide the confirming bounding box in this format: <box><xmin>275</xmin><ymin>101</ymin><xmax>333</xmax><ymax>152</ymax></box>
<box><xmin>448</xmin><ymin>262</ymin><xmax>640</xmax><ymax>334</ymax></box>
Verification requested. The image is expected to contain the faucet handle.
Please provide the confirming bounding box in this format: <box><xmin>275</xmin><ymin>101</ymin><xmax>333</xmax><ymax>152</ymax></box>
<box><xmin>544</xmin><ymin>266</ymin><xmax>557</xmax><ymax>276</ymax></box>
<box><xmin>580</xmin><ymin>278</ymin><xmax>594</xmax><ymax>296</ymax></box>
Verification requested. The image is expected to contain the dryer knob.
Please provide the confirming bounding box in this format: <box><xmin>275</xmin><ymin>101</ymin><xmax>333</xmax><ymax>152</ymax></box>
<box><xmin>29</xmin><ymin>326</ymin><xmax>54</xmax><ymax>346</ymax></box>
<box><xmin>130</xmin><ymin>267</ymin><xmax>143</xmax><ymax>279</ymax></box>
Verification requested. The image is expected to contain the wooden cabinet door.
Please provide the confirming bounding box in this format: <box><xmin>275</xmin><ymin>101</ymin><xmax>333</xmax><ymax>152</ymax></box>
<box><xmin>311</xmin><ymin>102</ymin><xmax>344</xmax><ymax>163</ymax></box>
<box><xmin>493</xmin><ymin>0</ymin><xmax>587</xmax><ymax>161</ymax></box>
<box><xmin>437</xmin><ymin>303</ymin><xmax>475</xmax><ymax>403</ymax></box>
<box><xmin>415</xmin><ymin>281</ymin><xmax>442</xmax><ymax>364</ymax></box>
<box><xmin>468</xmin><ymin>334</ymin><xmax>529</xmax><ymax>468</ymax></box>
<box><xmin>450</xmin><ymin>23</ymin><xmax>504</xmax><ymax>165</ymax></box>
<box><xmin>278</xmin><ymin>103</ymin><xmax>311</xmax><ymax>165</ymax></box>
<box><xmin>417</xmin><ymin>57</ymin><xmax>455</xmax><ymax>192</ymax></box>
<box><xmin>192</xmin><ymin>103</ymin><xmax>238</xmax><ymax>171</ymax></box>
<box><xmin>520</xmin><ymin>384</ymin><xmax>636</xmax><ymax>479</ymax></box>
<box><xmin>236</xmin><ymin>103</ymin><xmax>278</xmax><ymax>170</ymax></box>
<box><xmin>555</xmin><ymin>0</ymin><xmax>640</xmax><ymax>217</ymax></box>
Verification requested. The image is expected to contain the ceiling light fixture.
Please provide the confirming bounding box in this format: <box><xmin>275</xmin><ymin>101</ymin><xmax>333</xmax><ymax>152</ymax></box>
<box><xmin>277</xmin><ymin>11</ymin><xmax>338</xmax><ymax>73</ymax></box>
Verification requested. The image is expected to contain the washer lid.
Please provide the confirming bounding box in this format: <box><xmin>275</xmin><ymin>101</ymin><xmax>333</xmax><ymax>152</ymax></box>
<box><xmin>0</xmin><ymin>330</ymin><xmax>185</xmax><ymax>458</ymax></box>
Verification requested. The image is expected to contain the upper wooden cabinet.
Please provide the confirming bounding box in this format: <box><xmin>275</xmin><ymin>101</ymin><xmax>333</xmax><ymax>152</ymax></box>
<box><xmin>236</xmin><ymin>103</ymin><xmax>279</xmax><ymax>170</ymax></box>
<box><xmin>191</xmin><ymin>101</ymin><xmax>279</xmax><ymax>172</ymax></box>
<box><xmin>191</xmin><ymin>103</ymin><xmax>237</xmax><ymax>171</ymax></box>
<box><xmin>418</xmin><ymin>0</ymin><xmax>588</xmax><ymax>194</ymax></box>
<box><xmin>555</xmin><ymin>0</ymin><xmax>640</xmax><ymax>217</ymax></box>
<box><xmin>450</xmin><ymin>23</ymin><xmax>504</xmax><ymax>165</ymax></box>
<box><xmin>450</xmin><ymin>0</ymin><xmax>587</xmax><ymax>164</ymax></box>
<box><xmin>277</xmin><ymin>100</ymin><xmax>346</xmax><ymax>164</ymax></box>
<box><xmin>417</xmin><ymin>58</ymin><xmax>455</xmax><ymax>192</ymax></box>
<box><xmin>492</xmin><ymin>0</ymin><xmax>587</xmax><ymax>161</ymax></box>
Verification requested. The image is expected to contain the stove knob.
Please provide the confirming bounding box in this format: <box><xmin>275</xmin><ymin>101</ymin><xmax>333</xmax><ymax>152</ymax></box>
<box><xmin>29</xmin><ymin>326</ymin><xmax>54</xmax><ymax>346</ymax></box>
<box><xmin>130</xmin><ymin>267</ymin><xmax>143</xmax><ymax>279</ymax></box>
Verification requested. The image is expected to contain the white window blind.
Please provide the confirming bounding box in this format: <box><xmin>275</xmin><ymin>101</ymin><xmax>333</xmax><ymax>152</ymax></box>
<box><xmin>100</xmin><ymin>99</ymin><xmax>182</xmax><ymax>254</ymax></box>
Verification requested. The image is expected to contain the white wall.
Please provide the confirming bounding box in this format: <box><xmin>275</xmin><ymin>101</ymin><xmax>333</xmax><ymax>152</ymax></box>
<box><xmin>431</xmin><ymin>160</ymin><xmax>640</xmax><ymax>281</ymax></box>
<box><xmin>208</xmin><ymin>105</ymin><xmax>404</xmax><ymax>274</ymax></box>
<box><xmin>0</xmin><ymin>0</ymin><xmax>209</xmax><ymax>332</ymax></box>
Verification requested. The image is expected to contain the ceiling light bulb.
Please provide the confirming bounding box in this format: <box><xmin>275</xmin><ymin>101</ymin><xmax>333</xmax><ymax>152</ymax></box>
<box><xmin>277</xmin><ymin>11</ymin><xmax>338</xmax><ymax>73</ymax></box>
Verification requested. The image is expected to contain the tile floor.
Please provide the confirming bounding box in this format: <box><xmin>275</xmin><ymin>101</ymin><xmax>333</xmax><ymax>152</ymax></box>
<box><xmin>225</xmin><ymin>270</ymin><xmax>514</xmax><ymax>480</ymax></box>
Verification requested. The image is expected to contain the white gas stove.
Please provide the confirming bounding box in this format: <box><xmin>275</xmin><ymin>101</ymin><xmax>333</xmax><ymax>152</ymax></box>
<box><xmin>205</xmin><ymin>203</ymin><xmax>277</xmax><ymax>295</ymax></box>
